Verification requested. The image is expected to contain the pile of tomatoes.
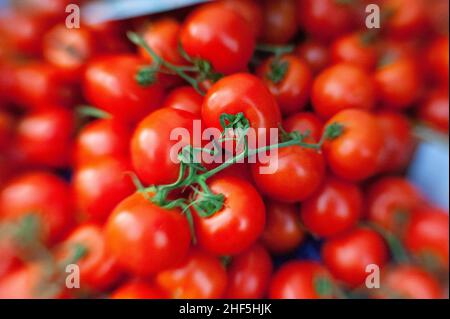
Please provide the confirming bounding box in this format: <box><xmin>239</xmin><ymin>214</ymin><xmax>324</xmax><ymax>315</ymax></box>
<box><xmin>0</xmin><ymin>0</ymin><xmax>449</xmax><ymax>299</ymax></box>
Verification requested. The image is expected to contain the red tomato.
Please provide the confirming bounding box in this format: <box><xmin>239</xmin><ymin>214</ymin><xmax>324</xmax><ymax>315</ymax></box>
<box><xmin>322</xmin><ymin>227</ymin><xmax>389</xmax><ymax>287</ymax></box>
<box><xmin>330</xmin><ymin>32</ymin><xmax>378</xmax><ymax>71</ymax></box>
<box><xmin>382</xmin><ymin>0</ymin><xmax>427</xmax><ymax>39</ymax></box>
<box><xmin>269</xmin><ymin>261</ymin><xmax>335</xmax><ymax>299</ymax></box>
<box><xmin>0</xmin><ymin>110</ymin><xmax>14</xmax><ymax>152</ymax></box>
<box><xmin>74</xmin><ymin>119</ymin><xmax>132</xmax><ymax>167</ymax></box>
<box><xmin>220</xmin><ymin>0</ymin><xmax>264</xmax><ymax>38</ymax></box>
<box><xmin>11</xmin><ymin>0</ymin><xmax>72</xmax><ymax>21</ymax></box>
<box><xmin>367</xmin><ymin>177</ymin><xmax>423</xmax><ymax>233</ymax></box>
<box><xmin>193</xmin><ymin>177</ymin><xmax>265</xmax><ymax>256</ymax></box>
<box><xmin>180</xmin><ymin>2</ymin><xmax>255</xmax><ymax>74</ymax></box>
<box><xmin>376</xmin><ymin>265</ymin><xmax>443</xmax><ymax>299</ymax></box>
<box><xmin>56</xmin><ymin>224</ymin><xmax>122</xmax><ymax>292</ymax></box>
<box><xmin>261</xmin><ymin>0</ymin><xmax>298</xmax><ymax>44</ymax></box>
<box><xmin>377</xmin><ymin>111</ymin><xmax>416</xmax><ymax>173</ymax></box>
<box><xmin>0</xmin><ymin>172</ymin><xmax>74</xmax><ymax>244</ymax></box>
<box><xmin>296</xmin><ymin>41</ymin><xmax>330</xmax><ymax>74</ymax></box>
<box><xmin>256</xmin><ymin>55</ymin><xmax>312</xmax><ymax>116</ymax></box>
<box><xmin>301</xmin><ymin>176</ymin><xmax>362</xmax><ymax>238</ymax></box>
<box><xmin>105</xmin><ymin>192</ymin><xmax>191</xmax><ymax>276</ymax></box>
<box><xmin>111</xmin><ymin>281</ymin><xmax>168</xmax><ymax>299</ymax></box>
<box><xmin>225</xmin><ymin>244</ymin><xmax>273</xmax><ymax>299</ymax></box>
<box><xmin>14</xmin><ymin>107</ymin><xmax>74</xmax><ymax>168</ymax></box>
<box><xmin>74</xmin><ymin>157</ymin><xmax>135</xmax><ymax>224</ymax></box>
<box><xmin>418</xmin><ymin>89</ymin><xmax>449</xmax><ymax>133</ymax></box>
<box><xmin>404</xmin><ymin>207</ymin><xmax>449</xmax><ymax>269</ymax></box>
<box><xmin>297</xmin><ymin>0</ymin><xmax>356</xmax><ymax>42</ymax></box>
<box><xmin>156</xmin><ymin>249</ymin><xmax>227</xmax><ymax>299</ymax></box>
<box><xmin>374</xmin><ymin>56</ymin><xmax>422</xmax><ymax>110</ymax></box>
<box><xmin>83</xmin><ymin>54</ymin><xmax>165</xmax><ymax>124</ymax></box>
<box><xmin>323</xmin><ymin>109</ymin><xmax>384</xmax><ymax>181</ymax></box>
<box><xmin>312</xmin><ymin>63</ymin><xmax>375</xmax><ymax>119</ymax></box>
<box><xmin>425</xmin><ymin>36</ymin><xmax>449</xmax><ymax>86</ymax></box>
<box><xmin>163</xmin><ymin>86</ymin><xmax>203</xmax><ymax>117</ymax></box>
<box><xmin>261</xmin><ymin>200</ymin><xmax>305</xmax><ymax>254</ymax></box>
<box><xmin>283</xmin><ymin>112</ymin><xmax>324</xmax><ymax>143</ymax></box>
<box><xmin>131</xmin><ymin>108</ymin><xmax>197</xmax><ymax>185</ymax></box>
<box><xmin>0</xmin><ymin>239</ymin><xmax>21</xmax><ymax>279</ymax></box>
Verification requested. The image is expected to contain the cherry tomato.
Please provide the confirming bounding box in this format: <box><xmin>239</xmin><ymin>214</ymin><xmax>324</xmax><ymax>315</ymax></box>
<box><xmin>322</xmin><ymin>227</ymin><xmax>389</xmax><ymax>287</ymax></box>
<box><xmin>74</xmin><ymin>156</ymin><xmax>135</xmax><ymax>224</ymax></box>
<box><xmin>297</xmin><ymin>0</ymin><xmax>356</xmax><ymax>42</ymax></box>
<box><xmin>11</xmin><ymin>0</ymin><xmax>72</xmax><ymax>22</ymax></box>
<box><xmin>404</xmin><ymin>207</ymin><xmax>449</xmax><ymax>269</ymax></box>
<box><xmin>261</xmin><ymin>200</ymin><xmax>305</xmax><ymax>254</ymax></box>
<box><xmin>425</xmin><ymin>36</ymin><xmax>449</xmax><ymax>86</ymax></box>
<box><xmin>156</xmin><ymin>249</ymin><xmax>227</xmax><ymax>299</ymax></box>
<box><xmin>367</xmin><ymin>177</ymin><xmax>423</xmax><ymax>233</ymax></box>
<box><xmin>312</xmin><ymin>63</ymin><xmax>375</xmax><ymax>119</ymax></box>
<box><xmin>374</xmin><ymin>56</ymin><xmax>422</xmax><ymax>110</ymax></box>
<box><xmin>55</xmin><ymin>224</ymin><xmax>122</xmax><ymax>292</ymax></box>
<box><xmin>301</xmin><ymin>176</ymin><xmax>362</xmax><ymax>238</ymax></box>
<box><xmin>269</xmin><ymin>261</ymin><xmax>335</xmax><ymax>299</ymax></box>
<box><xmin>220</xmin><ymin>0</ymin><xmax>264</xmax><ymax>38</ymax></box>
<box><xmin>382</xmin><ymin>0</ymin><xmax>427</xmax><ymax>39</ymax></box>
<box><xmin>225</xmin><ymin>244</ymin><xmax>273</xmax><ymax>299</ymax></box>
<box><xmin>376</xmin><ymin>265</ymin><xmax>443</xmax><ymax>299</ymax></box>
<box><xmin>83</xmin><ymin>54</ymin><xmax>165</xmax><ymax>124</ymax></box>
<box><xmin>0</xmin><ymin>110</ymin><xmax>15</xmax><ymax>152</ymax></box>
<box><xmin>323</xmin><ymin>109</ymin><xmax>384</xmax><ymax>181</ymax></box>
<box><xmin>14</xmin><ymin>107</ymin><xmax>74</xmax><ymax>168</ymax></box>
<box><xmin>261</xmin><ymin>0</ymin><xmax>298</xmax><ymax>44</ymax></box>
<box><xmin>0</xmin><ymin>238</ymin><xmax>21</xmax><ymax>279</ymax></box>
<box><xmin>111</xmin><ymin>281</ymin><xmax>168</xmax><ymax>299</ymax></box>
<box><xmin>296</xmin><ymin>41</ymin><xmax>330</xmax><ymax>74</ymax></box>
<box><xmin>193</xmin><ymin>177</ymin><xmax>265</xmax><ymax>256</ymax></box>
<box><xmin>105</xmin><ymin>192</ymin><xmax>191</xmax><ymax>276</ymax></box>
<box><xmin>163</xmin><ymin>86</ymin><xmax>203</xmax><ymax>117</ymax></box>
<box><xmin>418</xmin><ymin>89</ymin><xmax>449</xmax><ymax>133</ymax></box>
<box><xmin>131</xmin><ymin>108</ymin><xmax>197</xmax><ymax>185</ymax></box>
<box><xmin>377</xmin><ymin>111</ymin><xmax>416</xmax><ymax>173</ymax></box>
<box><xmin>283</xmin><ymin>112</ymin><xmax>324</xmax><ymax>143</ymax></box>
<box><xmin>74</xmin><ymin>118</ymin><xmax>132</xmax><ymax>167</ymax></box>
<box><xmin>0</xmin><ymin>172</ymin><xmax>74</xmax><ymax>244</ymax></box>
<box><xmin>257</xmin><ymin>55</ymin><xmax>312</xmax><ymax>116</ymax></box>
<box><xmin>180</xmin><ymin>2</ymin><xmax>256</xmax><ymax>74</ymax></box>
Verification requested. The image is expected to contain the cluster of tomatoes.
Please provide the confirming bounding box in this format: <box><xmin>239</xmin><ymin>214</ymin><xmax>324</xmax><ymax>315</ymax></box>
<box><xmin>0</xmin><ymin>0</ymin><xmax>449</xmax><ymax>299</ymax></box>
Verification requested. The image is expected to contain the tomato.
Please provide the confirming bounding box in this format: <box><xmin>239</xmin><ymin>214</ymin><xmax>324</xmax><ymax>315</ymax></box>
<box><xmin>269</xmin><ymin>261</ymin><xmax>334</xmax><ymax>299</ymax></box>
<box><xmin>193</xmin><ymin>177</ymin><xmax>265</xmax><ymax>256</ymax></box>
<box><xmin>261</xmin><ymin>0</ymin><xmax>298</xmax><ymax>44</ymax></box>
<box><xmin>213</xmin><ymin>163</ymin><xmax>254</xmax><ymax>184</ymax></box>
<box><xmin>323</xmin><ymin>109</ymin><xmax>384</xmax><ymax>181</ymax></box>
<box><xmin>322</xmin><ymin>227</ymin><xmax>389</xmax><ymax>287</ymax></box>
<box><xmin>156</xmin><ymin>249</ymin><xmax>227</xmax><ymax>299</ymax></box>
<box><xmin>43</xmin><ymin>24</ymin><xmax>97</xmax><ymax>81</ymax></box>
<box><xmin>225</xmin><ymin>244</ymin><xmax>273</xmax><ymax>299</ymax></box>
<box><xmin>131</xmin><ymin>108</ymin><xmax>197</xmax><ymax>185</ymax></box>
<box><xmin>425</xmin><ymin>36</ymin><xmax>449</xmax><ymax>86</ymax></box>
<box><xmin>111</xmin><ymin>281</ymin><xmax>168</xmax><ymax>299</ymax></box>
<box><xmin>163</xmin><ymin>86</ymin><xmax>203</xmax><ymax>117</ymax></box>
<box><xmin>180</xmin><ymin>2</ymin><xmax>255</xmax><ymax>74</ymax></box>
<box><xmin>14</xmin><ymin>107</ymin><xmax>74</xmax><ymax>168</ymax></box>
<box><xmin>252</xmin><ymin>145</ymin><xmax>325</xmax><ymax>203</ymax></box>
<box><xmin>74</xmin><ymin>156</ymin><xmax>135</xmax><ymax>224</ymax></box>
<box><xmin>0</xmin><ymin>239</ymin><xmax>21</xmax><ymax>279</ymax></box>
<box><xmin>83</xmin><ymin>54</ymin><xmax>165</xmax><ymax>124</ymax></box>
<box><xmin>312</xmin><ymin>63</ymin><xmax>375</xmax><ymax>119</ymax></box>
<box><xmin>330</xmin><ymin>32</ymin><xmax>378</xmax><ymax>71</ymax></box>
<box><xmin>261</xmin><ymin>200</ymin><xmax>305</xmax><ymax>254</ymax></box>
<box><xmin>11</xmin><ymin>0</ymin><xmax>72</xmax><ymax>22</ymax></box>
<box><xmin>404</xmin><ymin>207</ymin><xmax>449</xmax><ymax>269</ymax></box>
<box><xmin>283</xmin><ymin>112</ymin><xmax>323</xmax><ymax>143</ymax></box>
<box><xmin>105</xmin><ymin>192</ymin><xmax>191</xmax><ymax>276</ymax></box>
<box><xmin>256</xmin><ymin>55</ymin><xmax>312</xmax><ymax>116</ymax></box>
<box><xmin>377</xmin><ymin>111</ymin><xmax>416</xmax><ymax>173</ymax></box>
<box><xmin>297</xmin><ymin>0</ymin><xmax>356</xmax><ymax>42</ymax></box>
<box><xmin>301</xmin><ymin>176</ymin><xmax>362</xmax><ymax>238</ymax></box>
<box><xmin>74</xmin><ymin>119</ymin><xmax>132</xmax><ymax>167</ymax></box>
<box><xmin>376</xmin><ymin>265</ymin><xmax>443</xmax><ymax>299</ymax></box>
<box><xmin>0</xmin><ymin>172</ymin><xmax>74</xmax><ymax>244</ymax></box>
<box><xmin>367</xmin><ymin>177</ymin><xmax>423</xmax><ymax>233</ymax></box>
<box><xmin>220</xmin><ymin>0</ymin><xmax>264</xmax><ymax>38</ymax></box>
<box><xmin>382</xmin><ymin>0</ymin><xmax>427</xmax><ymax>39</ymax></box>
<box><xmin>55</xmin><ymin>224</ymin><xmax>122</xmax><ymax>292</ymax></box>
<box><xmin>296</xmin><ymin>41</ymin><xmax>330</xmax><ymax>74</ymax></box>
<box><xmin>374</xmin><ymin>56</ymin><xmax>422</xmax><ymax>110</ymax></box>
<box><xmin>0</xmin><ymin>110</ymin><xmax>15</xmax><ymax>153</ymax></box>
<box><xmin>418</xmin><ymin>89</ymin><xmax>449</xmax><ymax>133</ymax></box>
